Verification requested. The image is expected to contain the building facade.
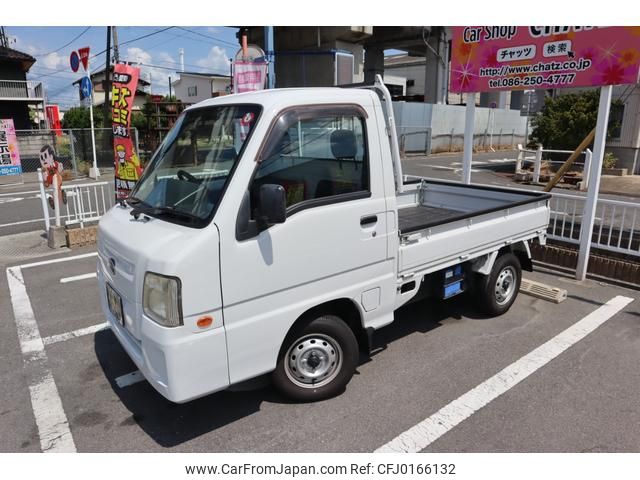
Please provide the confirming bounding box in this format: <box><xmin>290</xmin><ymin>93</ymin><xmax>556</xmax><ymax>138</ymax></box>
<box><xmin>0</xmin><ymin>45</ymin><xmax>46</xmax><ymax>130</ymax></box>
<box><xmin>172</xmin><ymin>72</ymin><xmax>230</xmax><ymax>104</ymax></box>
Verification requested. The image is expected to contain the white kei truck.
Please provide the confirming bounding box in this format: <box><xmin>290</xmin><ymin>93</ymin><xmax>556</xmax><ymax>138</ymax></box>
<box><xmin>97</xmin><ymin>76</ymin><xmax>551</xmax><ymax>403</ymax></box>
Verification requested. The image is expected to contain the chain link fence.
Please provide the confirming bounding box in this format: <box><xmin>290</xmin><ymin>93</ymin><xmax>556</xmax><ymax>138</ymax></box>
<box><xmin>14</xmin><ymin>128</ymin><xmax>140</xmax><ymax>178</ymax></box>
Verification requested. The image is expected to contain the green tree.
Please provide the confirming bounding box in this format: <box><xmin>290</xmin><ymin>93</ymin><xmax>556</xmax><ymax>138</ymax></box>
<box><xmin>530</xmin><ymin>91</ymin><xmax>621</xmax><ymax>150</ymax></box>
<box><xmin>61</xmin><ymin>106</ymin><xmax>104</xmax><ymax>129</ymax></box>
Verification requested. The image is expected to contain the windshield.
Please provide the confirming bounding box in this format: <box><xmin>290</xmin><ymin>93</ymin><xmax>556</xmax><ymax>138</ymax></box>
<box><xmin>130</xmin><ymin>104</ymin><xmax>261</xmax><ymax>226</ymax></box>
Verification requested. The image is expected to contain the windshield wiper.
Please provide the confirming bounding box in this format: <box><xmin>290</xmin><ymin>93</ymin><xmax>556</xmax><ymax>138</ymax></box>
<box><xmin>130</xmin><ymin>204</ymin><xmax>203</xmax><ymax>224</ymax></box>
<box><xmin>124</xmin><ymin>196</ymin><xmax>147</xmax><ymax>208</ymax></box>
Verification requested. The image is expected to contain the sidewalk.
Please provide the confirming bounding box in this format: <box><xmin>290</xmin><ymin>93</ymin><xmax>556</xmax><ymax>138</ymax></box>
<box><xmin>600</xmin><ymin>175</ymin><xmax>640</xmax><ymax>198</ymax></box>
<box><xmin>0</xmin><ymin>230</ymin><xmax>69</xmax><ymax>266</ymax></box>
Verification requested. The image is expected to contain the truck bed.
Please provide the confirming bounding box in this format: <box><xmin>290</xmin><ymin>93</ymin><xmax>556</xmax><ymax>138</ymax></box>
<box><xmin>398</xmin><ymin>205</ymin><xmax>466</xmax><ymax>233</ymax></box>
<box><xmin>396</xmin><ymin>178</ymin><xmax>551</xmax><ymax>277</ymax></box>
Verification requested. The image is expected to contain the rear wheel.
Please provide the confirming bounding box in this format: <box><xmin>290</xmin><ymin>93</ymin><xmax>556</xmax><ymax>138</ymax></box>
<box><xmin>272</xmin><ymin>315</ymin><xmax>358</xmax><ymax>402</ymax></box>
<box><xmin>474</xmin><ymin>252</ymin><xmax>521</xmax><ymax>316</ymax></box>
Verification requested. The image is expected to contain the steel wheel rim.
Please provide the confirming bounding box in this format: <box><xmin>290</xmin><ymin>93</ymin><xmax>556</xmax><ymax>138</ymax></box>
<box><xmin>284</xmin><ymin>333</ymin><xmax>343</xmax><ymax>389</ymax></box>
<box><xmin>495</xmin><ymin>266</ymin><xmax>517</xmax><ymax>305</ymax></box>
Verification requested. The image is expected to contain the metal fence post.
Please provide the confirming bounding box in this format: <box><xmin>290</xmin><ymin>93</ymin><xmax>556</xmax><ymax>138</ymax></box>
<box><xmin>68</xmin><ymin>129</ymin><xmax>78</xmax><ymax>176</ymax></box>
<box><xmin>53</xmin><ymin>174</ymin><xmax>61</xmax><ymax>227</ymax></box>
<box><xmin>424</xmin><ymin>128</ymin><xmax>429</xmax><ymax>156</ymax></box>
<box><xmin>36</xmin><ymin>168</ymin><xmax>50</xmax><ymax>233</ymax></box>
<box><xmin>533</xmin><ymin>144</ymin><xmax>543</xmax><ymax>183</ymax></box>
<box><xmin>581</xmin><ymin>149</ymin><xmax>592</xmax><ymax>192</ymax></box>
<box><xmin>134</xmin><ymin>128</ymin><xmax>140</xmax><ymax>157</ymax></box>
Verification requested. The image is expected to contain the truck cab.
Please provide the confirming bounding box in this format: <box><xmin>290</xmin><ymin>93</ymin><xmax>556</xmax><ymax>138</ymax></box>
<box><xmin>97</xmin><ymin>77</ymin><xmax>550</xmax><ymax>403</ymax></box>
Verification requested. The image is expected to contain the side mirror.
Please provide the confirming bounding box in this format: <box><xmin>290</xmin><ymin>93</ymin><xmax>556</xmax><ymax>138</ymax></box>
<box><xmin>257</xmin><ymin>184</ymin><xmax>286</xmax><ymax>227</ymax></box>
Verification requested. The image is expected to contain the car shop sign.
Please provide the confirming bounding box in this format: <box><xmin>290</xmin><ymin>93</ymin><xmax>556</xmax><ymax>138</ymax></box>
<box><xmin>450</xmin><ymin>26</ymin><xmax>640</xmax><ymax>93</ymax></box>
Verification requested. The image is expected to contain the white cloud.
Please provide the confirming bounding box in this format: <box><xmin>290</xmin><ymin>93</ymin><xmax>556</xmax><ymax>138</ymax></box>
<box><xmin>11</xmin><ymin>35</ymin><xmax>38</xmax><ymax>56</ymax></box>
<box><xmin>196</xmin><ymin>46</ymin><xmax>231</xmax><ymax>74</ymax></box>
<box><xmin>125</xmin><ymin>46</ymin><xmax>176</xmax><ymax>95</ymax></box>
<box><xmin>42</xmin><ymin>52</ymin><xmax>65</xmax><ymax>69</ymax></box>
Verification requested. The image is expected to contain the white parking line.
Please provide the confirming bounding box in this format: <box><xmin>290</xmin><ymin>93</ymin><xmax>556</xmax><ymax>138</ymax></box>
<box><xmin>6</xmin><ymin>266</ymin><xmax>77</xmax><ymax>453</ymax></box>
<box><xmin>59</xmin><ymin>272</ymin><xmax>97</xmax><ymax>284</ymax></box>
<box><xmin>376</xmin><ymin>295</ymin><xmax>634</xmax><ymax>453</ymax></box>
<box><xmin>115</xmin><ymin>370</ymin><xmax>145</xmax><ymax>388</ymax></box>
<box><xmin>0</xmin><ymin>218</ymin><xmax>46</xmax><ymax>228</ymax></box>
<box><xmin>17</xmin><ymin>251</ymin><xmax>98</xmax><ymax>270</ymax></box>
<box><xmin>43</xmin><ymin>322</ymin><xmax>109</xmax><ymax>346</ymax></box>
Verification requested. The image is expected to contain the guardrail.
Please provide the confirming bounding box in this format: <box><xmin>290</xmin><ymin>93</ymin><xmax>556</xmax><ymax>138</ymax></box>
<box><xmin>516</xmin><ymin>145</ymin><xmax>592</xmax><ymax>189</ymax></box>
<box><xmin>548</xmin><ymin>192</ymin><xmax>639</xmax><ymax>257</ymax></box>
<box><xmin>37</xmin><ymin>168</ymin><xmax>114</xmax><ymax>232</ymax></box>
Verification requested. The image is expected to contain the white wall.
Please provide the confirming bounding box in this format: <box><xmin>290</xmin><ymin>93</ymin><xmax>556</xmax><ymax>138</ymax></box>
<box><xmin>393</xmin><ymin>101</ymin><xmax>528</xmax><ymax>153</ymax></box>
<box><xmin>174</xmin><ymin>76</ymin><xmax>213</xmax><ymax>104</ymax></box>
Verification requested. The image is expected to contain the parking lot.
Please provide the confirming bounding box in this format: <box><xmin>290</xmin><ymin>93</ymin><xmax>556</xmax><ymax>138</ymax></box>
<box><xmin>1</xmin><ymin>246</ymin><xmax>639</xmax><ymax>453</ymax></box>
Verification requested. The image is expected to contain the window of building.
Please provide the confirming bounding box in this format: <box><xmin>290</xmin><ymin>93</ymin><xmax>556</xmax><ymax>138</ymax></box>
<box><xmin>251</xmin><ymin>107</ymin><xmax>369</xmax><ymax>214</ymax></box>
<box><xmin>187</xmin><ymin>85</ymin><xmax>198</xmax><ymax>97</ymax></box>
<box><xmin>406</xmin><ymin>79</ymin><xmax>415</xmax><ymax>87</ymax></box>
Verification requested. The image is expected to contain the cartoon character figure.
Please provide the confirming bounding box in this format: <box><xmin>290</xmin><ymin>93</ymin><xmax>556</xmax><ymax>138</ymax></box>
<box><xmin>115</xmin><ymin>144</ymin><xmax>143</xmax><ymax>181</ymax></box>
<box><xmin>39</xmin><ymin>145</ymin><xmax>66</xmax><ymax>210</ymax></box>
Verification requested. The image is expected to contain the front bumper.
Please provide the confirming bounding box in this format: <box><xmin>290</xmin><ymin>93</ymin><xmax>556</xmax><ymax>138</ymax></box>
<box><xmin>97</xmin><ymin>261</ymin><xmax>230</xmax><ymax>403</ymax></box>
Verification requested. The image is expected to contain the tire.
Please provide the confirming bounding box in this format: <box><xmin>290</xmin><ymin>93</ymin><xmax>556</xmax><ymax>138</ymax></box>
<box><xmin>474</xmin><ymin>252</ymin><xmax>522</xmax><ymax>316</ymax></box>
<box><xmin>272</xmin><ymin>314</ymin><xmax>359</xmax><ymax>402</ymax></box>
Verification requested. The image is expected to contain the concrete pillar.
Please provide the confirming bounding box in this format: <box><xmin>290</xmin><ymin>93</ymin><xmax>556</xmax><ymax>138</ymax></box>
<box><xmin>364</xmin><ymin>46</ymin><xmax>384</xmax><ymax>84</ymax></box>
<box><xmin>424</xmin><ymin>29</ymin><xmax>448</xmax><ymax>104</ymax></box>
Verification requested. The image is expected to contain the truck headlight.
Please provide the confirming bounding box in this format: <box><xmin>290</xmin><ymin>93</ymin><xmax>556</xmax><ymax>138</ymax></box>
<box><xmin>143</xmin><ymin>272</ymin><xmax>183</xmax><ymax>327</ymax></box>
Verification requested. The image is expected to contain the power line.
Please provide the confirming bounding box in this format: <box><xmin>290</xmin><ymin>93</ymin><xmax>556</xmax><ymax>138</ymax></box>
<box><xmin>27</xmin><ymin>27</ymin><xmax>174</xmax><ymax>80</ymax></box>
<box><xmin>173</xmin><ymin>27</ymin><xmax>238</xmax><ymax>48</ymax></box>
<box><xmin>33</xmin><ymin>27</ymin><xmax>92</xmax><ymax>57</ymax></box>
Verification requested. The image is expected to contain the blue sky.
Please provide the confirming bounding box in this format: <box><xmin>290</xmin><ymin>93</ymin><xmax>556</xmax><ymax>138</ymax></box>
<box><xmin>4</xmin><ymin>26</ymin><xmax>239</xmax><ymax>109</ymax></box>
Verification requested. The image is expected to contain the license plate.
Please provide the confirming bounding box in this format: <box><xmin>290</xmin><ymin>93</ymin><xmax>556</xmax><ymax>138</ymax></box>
<box><xmin>106</xmin><ymin>283</ymin><xmax>124</xmax><ymax>326</ymax></box>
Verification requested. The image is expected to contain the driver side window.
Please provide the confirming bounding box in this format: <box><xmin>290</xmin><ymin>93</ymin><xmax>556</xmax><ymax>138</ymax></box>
<box><xmin>251</xmin><ymin>107</ymin><xmax>369</xmax><ymax>217</ymax></box>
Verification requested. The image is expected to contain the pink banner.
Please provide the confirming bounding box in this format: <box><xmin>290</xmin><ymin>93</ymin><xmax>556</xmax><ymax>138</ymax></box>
<box><xmin>450</xmin><ymin>26</ymin><xmax>640</xmax><ymax>93</ymax></box>
<box><xmin>234</xmin><ymin>61</ymin><xmax>267</xmax><ymax>93</ymax></box>
<box><xmin>0</xmin><ymin>119</ymin><xmax>22</xmax><ymax>177</ymax></box>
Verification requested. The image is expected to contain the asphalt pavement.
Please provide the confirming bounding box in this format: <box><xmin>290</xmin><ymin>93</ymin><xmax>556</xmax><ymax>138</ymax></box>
<box><xmin>1</xmin><ymin>247</ymin><xmax>638</xmax><ymax>452</ymax></box>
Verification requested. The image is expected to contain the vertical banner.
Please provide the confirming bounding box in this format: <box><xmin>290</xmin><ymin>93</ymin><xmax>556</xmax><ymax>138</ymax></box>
<box><xmin>233</xmin><ymin>61</ymin><xmax>268</xmax><ymax>93</ymax></box>
<box><xmin>0</xmin><ymin>119</ymin><xmax>22</xmax><ymax>177</ymax></box>
<box><xmin>111</xmin><ymin>64</ymin><xmax>142</xmax><ymax>200</ymax></box>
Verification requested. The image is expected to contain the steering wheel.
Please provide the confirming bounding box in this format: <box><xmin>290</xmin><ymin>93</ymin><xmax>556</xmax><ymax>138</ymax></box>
<box><xmin>177</xmin><ymin>169</ymin><xmax>199</xmax><ymax>183</ymax></box>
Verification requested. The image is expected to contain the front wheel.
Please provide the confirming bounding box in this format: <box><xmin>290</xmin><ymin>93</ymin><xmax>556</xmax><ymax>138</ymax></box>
<box><xmin>272</xmin><ymin>315</ymin><xmax>359</xmax><ymax>402</ymax></box>
<box><xmin>474</xmin><ymin>252</ymin><xmax>522</xmax><ymax>316</ymax></box>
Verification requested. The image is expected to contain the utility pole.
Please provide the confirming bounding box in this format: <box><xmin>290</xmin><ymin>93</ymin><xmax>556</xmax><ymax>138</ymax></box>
<box><xmin>103</xmin><ymin>26</ymin><xmax>112</xmax><ymax>127</ymax></box>
<box><xmin>0</xmin><ymin>27</ymin><xmax>8</xmax><ymax>48</ymax></box>
<box><xmin>168</xmin><ymin>76</ymin><xmax>172</xmax><ymax>100</ymax></box>
<box><xmin>112</xmin><ymin>26</ymin><xmax>120</xmax><ymax>63</ymax></box>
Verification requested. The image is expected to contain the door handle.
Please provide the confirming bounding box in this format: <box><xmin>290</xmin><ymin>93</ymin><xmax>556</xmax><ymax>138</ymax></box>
<box><xmin>360</xmin><ymin>215</ymin><xmax>378</xmax><ymax>227</ymax></box>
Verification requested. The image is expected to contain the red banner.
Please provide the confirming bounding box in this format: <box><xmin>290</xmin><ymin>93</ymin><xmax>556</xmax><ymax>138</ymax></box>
<box><xmin>111</xmin><ymin>64</ymin><xmax>142</xmax><ymax>200</ymax></box>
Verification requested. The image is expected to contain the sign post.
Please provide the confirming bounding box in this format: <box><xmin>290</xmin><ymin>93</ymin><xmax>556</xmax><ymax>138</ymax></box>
<box><xmin>575</xmin><ymin>85</ymin><xmax>612</xmax><ymax>281</ymax></box>
<box><xmin>462</xmin><ymin>94</ymin><xmax>475</xmax><ymax>184</ymax></box>
<box><xmin>70</xmin><ymin>46</ymin><xmax>99</xmax><ymax>178</ymax></box>
<box><xmin>450</xmin><ymin>26</ymin><xmax>640</xmax><ymax>280</ymax></box>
